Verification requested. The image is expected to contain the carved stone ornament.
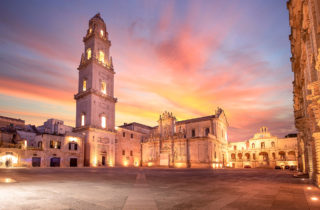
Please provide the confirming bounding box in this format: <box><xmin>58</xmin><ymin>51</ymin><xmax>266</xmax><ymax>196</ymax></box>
<box><xmin>315</xmin><ymin>48</ymin><xmax>320</xmax><ymax>71</ymax></box>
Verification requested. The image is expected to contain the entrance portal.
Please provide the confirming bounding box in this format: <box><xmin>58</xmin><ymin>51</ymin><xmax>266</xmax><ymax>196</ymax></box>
<box><xmin>50</xmin><ymin>157</ymin><xmax>60</xmax><ymax>167</ymax></box>
<box><xmin>70</xmin><ymin>158</ymin><xmax>77</xmax><ymax>167</ymax></box>
<box><xmin>102</xmin><ymin>156</ymin><xmax>106</xmax><ymax>166</ymax></box>
<box><xmin>32</xmin><ymin>157</ymin><xmax>41</xmax><ymax>167</ymax></box>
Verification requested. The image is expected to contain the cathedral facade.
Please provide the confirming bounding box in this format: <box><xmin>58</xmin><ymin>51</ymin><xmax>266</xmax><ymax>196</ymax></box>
<box><xmin>116</xmin><ymin>109</ymin><xmax>229</xmax><ymax>168</ymax></box>
<box><xmin>288</xmin><ymin>0</ymin><xmax>320</xmax><ymax>186</ymax></box>
<box><xmin>140</xmin><ymin>109</ymin><xmax>228</xmax><ymax>168</ymax></box>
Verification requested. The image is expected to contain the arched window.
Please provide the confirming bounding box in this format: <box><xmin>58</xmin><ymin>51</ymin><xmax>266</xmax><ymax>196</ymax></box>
<box><xmin>38</xmin><ymin>141</ymin><xmax>42</xmax><ymax>149</ymax></box>
<box><xmin>252</xmin><ymin>143</ymin><xmax>255</xmax><ymax>149</ymax></box>
<box><xmin>271</xmin><ymin>142</ymin><xmax>275</xmax><ymax>148</ymax></box>
<box><xmin>81</xmin><ymin>113</ymin><xmax>85</xmax><ymax>126</ymax></box>
<box><xmin>86</xmin><ymin>48</ymin><xmax>91</xmax><ymax>60</ymax></box>
<box><xmin>99</xmin><ymin>50</ymin><xmax>104</xmax><ymax>63</ymax></box>
<box><xmin>261</xmin><ymin>142</ymin><xmax>265</xmax><ymax>149</ymax></box>
<box><xmin>101</xmin><ymin>116</ymin><xmax>106</xmax><ymax>128</ymax></box>
<box><xmin>83</xmin><ymin>79</ymin><xmax>87</xmax><ymax>91</ymax></box>
<box><xmin>234</xmin><ymin>146</ymin><xmax>237</xmax><ymax>151</ymax></box>
<box><xmin>100</xmin><ymin>30</ymin><xmax>104</xmax><ymax>37</ymax></box>
<box><xmin>101</xmin><ymin>81</ymin><xmax>106</xmax><ymax>94</ymax></box>
<box><xmin>205</xmin><ymin>128</ymin><xmax>210</xmax><ymax>136</ymax></box>
<box><xmin>231</xmin><ymin>153</ymin><xmax>236</xmax><ymax>160</ymax></box>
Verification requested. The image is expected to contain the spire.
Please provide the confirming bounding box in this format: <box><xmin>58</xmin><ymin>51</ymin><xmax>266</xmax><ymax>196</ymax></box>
<box><xmin>91</xmin><ymin>13</ymin><xmax>105</xmax><ymax>23</ymax></box>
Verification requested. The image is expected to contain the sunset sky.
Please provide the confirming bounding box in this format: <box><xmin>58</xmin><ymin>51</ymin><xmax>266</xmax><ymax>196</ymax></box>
<box><xmin>0</xmin><ymin>0</ymin><xmax>294</xmax><ymax>141</ymax></box>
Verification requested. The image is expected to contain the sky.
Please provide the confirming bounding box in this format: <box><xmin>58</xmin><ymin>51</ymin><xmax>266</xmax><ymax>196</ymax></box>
<box><xmin>0</xmin><ymin>0</ymin><xmax>295</xmax><ymax>141</ymax></box>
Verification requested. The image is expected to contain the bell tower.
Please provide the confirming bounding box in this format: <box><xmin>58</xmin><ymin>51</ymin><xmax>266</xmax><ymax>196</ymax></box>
<box><xmin>74</xmin><ymin>13</ymin><xmax>116</xmax><ymax>167</ymax></box>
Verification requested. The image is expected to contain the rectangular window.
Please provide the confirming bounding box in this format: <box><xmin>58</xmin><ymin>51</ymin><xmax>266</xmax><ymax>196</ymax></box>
<box><xmin>81</xmin><ymin>114</ymin><xmax>85</xmax><ymax>126</ymax></box>
<box><xmin>50</xmin><ymin>140</ymin><xmax>53</xmax><ymax>148</ymax></box>
<box><xmin>99</xmin><ymin>50</ymin><xmax>105</xmax><ymax>63</ymax></box>
<box><xmin>57</xmin><ymin>141</ymin><xmax>61</xmax><ymax>149</ymax></box>
<box><xmin>131</xmin><ymin>133</ymin><xmax>133</xmax><ymax>138</ymax></box>
<box><xmin>101</xmin><ymin>116</ymin><xmax>106</xmax><ymax>128</ymax></box>
<box><xmin>192</xmin><ymin>129</ymin><xmax>195</xmax><ymax>137</ymax></box>
<box><xmin>69</xmin><ymin>143</ymin><xmax>71</xmax><ymax>150</ymax></box>
<box><xmin>123</xmin><ymin>132</ymin><xmax>125</xmax><ymax>137</ymax></box>
<box><xmin>83</xmin><ymin>80</ymin><xmax>87</xmax><ymax>91</ymax></box>
<box><xmin>101</xmin><ymin>81</ymin><xmax>106</xmax><ymax>94</ymax></box>
<box><xmin>74</xmin><ymin>143</ymin><xmax>78</xmax><ymax>151</ymax></box>
<box><xmin>122</xmin><ymin>150</ymin><xmax>125</xmax><ymax>155</ymax></box>
<box><xmin>86</xmin><ymin>48</ymin><xmax>91</xmax><ymax>60</ymax></box>
<box><xmin>130</xmin><ymin>150</ymin><xmax>133</xmax><ymax>156</ymax></box>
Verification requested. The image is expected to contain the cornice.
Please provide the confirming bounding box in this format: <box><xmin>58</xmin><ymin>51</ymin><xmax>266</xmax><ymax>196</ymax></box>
<box><xmin>74</xmin><ymin>88</ymin><xmax>117</xmax><ymax>103</ymax></box>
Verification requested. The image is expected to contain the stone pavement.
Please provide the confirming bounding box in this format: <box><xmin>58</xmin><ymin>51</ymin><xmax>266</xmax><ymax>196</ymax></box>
<box><xmin>0</xmin><ymin>168</ymin><xmax>319</xmax><ymax>210</ymax></box>
<box><xmin>122</xmin><ymin>168</ymin><xmax>158</xmax><ymax>210</ymax></box>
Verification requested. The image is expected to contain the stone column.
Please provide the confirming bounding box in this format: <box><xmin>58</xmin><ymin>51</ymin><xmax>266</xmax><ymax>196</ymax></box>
<box><xmin>313</xmin><ymin>132</ymin><xmax>320</xmax><ymax>185</ymax></box>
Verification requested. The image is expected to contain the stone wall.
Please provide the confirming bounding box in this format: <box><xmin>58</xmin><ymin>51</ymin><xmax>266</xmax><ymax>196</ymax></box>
<box><xmin>288</xmin><ymin>0</ymin><xmax>320</xmax><ymax>186</ymax></box>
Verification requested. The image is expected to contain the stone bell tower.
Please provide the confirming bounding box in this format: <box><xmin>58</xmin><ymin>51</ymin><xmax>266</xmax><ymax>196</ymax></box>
<box><xmin>74</xmin><ymin>13</ymin><xmax>116</xmax><ymax>167</ymax></box>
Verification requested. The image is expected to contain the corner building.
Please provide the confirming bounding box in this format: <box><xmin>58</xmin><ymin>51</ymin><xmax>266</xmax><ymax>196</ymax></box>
<box><xmin>74</xmin><ymin>13</ymin><xmax>116</xmax><ymax>167</ymax></box>
<box><xmin>288</xmin><ymin>0</ymin><xmax>320</xmax><ymax>186</ymax></box>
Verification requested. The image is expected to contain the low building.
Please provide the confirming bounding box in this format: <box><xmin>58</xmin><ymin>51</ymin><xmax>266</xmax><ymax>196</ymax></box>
<box><xmin>0</xmin><ymin>117</ymin><xmax>84</xmax><ymax>168</ymax></box>
<box><xmin>0</xmin><ymin>116</ymin><xmax>25</xmax><ymax>129</ymax></box>
<box><xmin>228</xmin><ymin>127</ymin><xmax>298</xmax><ymax>168</ymax></box>
<box><xmin>0</xmin><ymin>132</ymin><xmax>84</xmax><ymax>168</ymax></box>
<box><xmin>37</xmin><ymin>119</ymin><xmax>73</xmax><ymax>135</ymax></box>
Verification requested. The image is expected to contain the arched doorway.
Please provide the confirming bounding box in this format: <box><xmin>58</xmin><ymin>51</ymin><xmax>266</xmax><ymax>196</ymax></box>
<box><xmin>0</xmin><ymin>152</ymin><xmax>18</xmax><ymax>168</ymax></box>
<box><xmin>231</xmin><ymin>153</ymin><xmax>236</xmax><ymax>161</ymax></box>
<box><xmin>287</xmin><ymin>151</ymin><xmax>296</xmax><ymax>160</ymax></box>
<box><xmin>245</xmin><ymin>153</ymin><xmax>250</xmax><ymax>161</ymax></box>
<box><xmin>279</xmin><ymin>151</ymin><xmax>286</xmax><ymax>160</ymax></box>
<box><xmin>259</xmin><ymin>152</ymin><xmax>269</xmax><ymax>166</ymax></box>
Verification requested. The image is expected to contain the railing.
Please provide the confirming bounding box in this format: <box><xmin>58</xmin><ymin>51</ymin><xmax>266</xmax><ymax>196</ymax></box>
<box><xmin>0</xmin><ymin>143</ymin><xmax>21</xmax><ymax>148</ymax></box>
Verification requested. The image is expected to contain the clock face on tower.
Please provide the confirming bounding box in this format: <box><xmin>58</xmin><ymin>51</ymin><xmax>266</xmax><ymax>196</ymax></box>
<box><xmin>75</xmin><ymin>13</ymin><xmax>116</xmax><ymax>131</ymax></box>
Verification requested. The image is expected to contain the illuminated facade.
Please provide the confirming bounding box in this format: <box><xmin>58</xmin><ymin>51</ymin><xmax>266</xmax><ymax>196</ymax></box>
<box><xmin>228</xmin><ymin>127</ymin><xmax>298</xmax><ymax>168</ymax></box>
<box><xmin>115</xmin><ymin>124</ymin><xmax>150</xmax><ymax>167</ymax></box>
<box><xmin>141</xmin><ymin>108</ymin><xmax>228</xmax><ymax>168</ymax></box>
<box><xmin>74</xmin><ymin>13</ymin><xmax>116</xmax><ymax>167</ymax></box>
<box><xmin>115</xmin><ymin>108</ymin><xmax>229</xmax><ymax>168</ymax></box>
<box><xmin>0</xmin><ymin>130</ymin><xmax>83</xmax><ymax>168</ymax></box>
<box><xmin>288</xmin><ymin>0</ymin><xmax>320</xmax><ymax>186</ymax></box>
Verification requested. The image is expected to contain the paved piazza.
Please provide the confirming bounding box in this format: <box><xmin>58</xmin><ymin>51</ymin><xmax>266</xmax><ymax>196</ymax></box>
<box><xmin>0</xmin><ymin>168</ymin><xmax>320</xmax><ymax>210</ymax></box>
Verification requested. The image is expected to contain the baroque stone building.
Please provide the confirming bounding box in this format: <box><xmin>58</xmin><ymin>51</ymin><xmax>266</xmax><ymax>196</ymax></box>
<box><xmin>288</xmin><ymin>0</ymin><xmax>320</xmax><ymax>186</ymax></box>
<box><xmin>116</xmin><ymin>108</ymin><xmax>229</xmax><ymax>168</ymax></box>
<box><xmin>228</xmin><ymin>127</ymin><xmax>298</xmax><ymax>168</ymax></box>
<box><xmin>74</xmin><ymin>13</ymin><xmax>116</xmax><ymax>167</ymax></box>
